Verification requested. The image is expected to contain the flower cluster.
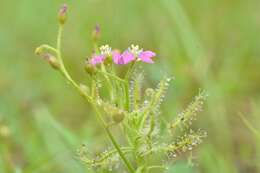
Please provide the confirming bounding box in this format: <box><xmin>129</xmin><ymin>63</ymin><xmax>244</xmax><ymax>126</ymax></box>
<box><xmin>89</xmin><ymin>44</ymin><xmax>156</xmax><ymax>65</ymax></box>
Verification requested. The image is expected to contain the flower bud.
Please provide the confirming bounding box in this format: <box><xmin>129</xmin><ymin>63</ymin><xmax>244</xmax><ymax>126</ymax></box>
<box><xmin>58</xmin><ymin>4</ymin><xmax>68</xmax><ymax>25</ymax></box>
<box><xmin>92</xmin><ymin>25</ymin><xmax>100</xmax><ymax>41</ymax></box>
<box><xmin>35</xmin><ymin>46</ymin><xmax>43</xmax><ymax>55</ymax></box>
<box><xmin>112</xmin><ymin>110</ymin><xmax>125</xmax><ymax>123</ymax></box>
<box><xmin>43</xmin><ymin>53</ymin><xmax>60</xmax><ymax>70</ymax></box>
<box><xmin>84</xmin><ymin>60</ymin><xmax>97</xmax><ymax>75</ymax></box>
<box><xmin>104</xmin><ymin>56</ymin><xmax>112</xmax><ymax>66</ymax></box>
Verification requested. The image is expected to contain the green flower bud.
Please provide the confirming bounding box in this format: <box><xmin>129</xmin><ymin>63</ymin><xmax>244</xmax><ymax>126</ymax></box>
<box><xmin>104</xmin><ymin>56</ymin><xmax>112</xmax><ymax>66</ymax></box>
<box><xmin>58</xmin><ymin>4</ymin><xmax>68</xmax><ymax>25</ymax></box>
<box><xmin>35</xmin><ymin>46</ymin><xmax>43</xmax><ymax>55</ymax></box>
<box><xmin>112</xmin><ymin>110</ymin><xmax>125</xmax><ymax>123</ymax></box>
<box><xmin>84</xmin><ymin>60</ymin><xmax>97</xmax><ymax>75</ymax></box>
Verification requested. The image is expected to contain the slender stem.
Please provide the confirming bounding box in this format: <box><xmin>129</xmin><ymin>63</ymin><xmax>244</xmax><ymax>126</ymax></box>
<box><xmin>56</xmin><ymin>25</ymin><xmax>63</xmax><ymax>64</ymax></box>
<box><xmin>97</xmin><ymin>70</ymin><xmax>126</xmax><ymax>83</ymax></box>
<box><xmin>40</xmin><ymin>44</ymin><xmax>58</xmax><ymax>54</ymax></box>
<box><xmin>105</xmin><ymin>128</ymin><xmax>135</xmax><ymax>173</ymax></box>
<box><xmin>56</xmin><ymin>24</ymin><xmax>92</xmax><ymax>102</ymax></box>
<box><xmin>147</xmin><ymin>165</ymin><xmax>166</xmax><ymax>171</ymax></box>
<box><xmin>124</xmin><ymin>61</ymin><xmax>136</xmax><ymax>79</ymax></box>
<box><xmin>124</xmin><ymin>61</ymin><xmax>136</xmax><ymax>111</ymax></box>
<box><xmin>98</xmin><ymin>69</ymin><xmax>129</xmax><ymax>108</ymax></box>
<box><xmin>55</xmin><ymin>24</ymin><xmax>135</xmax><ymax>173</ymax></box>
<box><xmin>125</xmin><ymin>82</ymin><xmax>130</xmax><ymax>111</ymax></box>
<box><xmin>239</xmin><ymin>113</ymin><xmax>260</xmax><ymax>139</ymax></box>
<box><xmin>101</xmin><ymin>64</ymin><xmax>114</xmax><ymax>101</ymax></box>
<box><xmin>92</xmin><ymin>104</ymin><xmax>135</xmax><ymax>173</ymax></box>
<box><xmin>82</xmin><ymin>147</ymin><xmax>132</xmax><ymax>166</ymax></box>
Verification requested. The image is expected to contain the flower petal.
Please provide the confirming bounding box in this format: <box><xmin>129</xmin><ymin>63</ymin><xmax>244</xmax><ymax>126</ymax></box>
<box><xmin>121</xmin><ymin>51</ymin><xmax>135</xmax><ymax>64</ymax></box>
<box><xmin>90</xmin><ymin>54</ymin><xmax>105</xmax><ymax>65</ymax></box>
<box><xmin>112</xmin><ymin>50</ymin><xmax>124</xmax><ymax>64</ymax></box>
<box><xmin>139</xmin><ymin>51</ymin><xmax>156</xmax><ymax>63</ymax></box>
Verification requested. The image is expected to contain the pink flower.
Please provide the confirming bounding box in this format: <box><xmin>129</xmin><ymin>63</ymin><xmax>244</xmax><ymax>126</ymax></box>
<box><xmin>89</xmin><ymin>45</ymin><xmax>113</xmax><ymax>65</ymax></box>
<box><xmin>112</xmin><ymin>50</ymin><xmax>135</xmax><ymax>64</ymax></box>
<box><xmin>90</xmin><ymin>54</ymin><xmax>105</xmax><ymax>65</ymax></box>
<box><xmin>112</xmin><ymin>49</ymin><xmax>156</xmax><ymax>65</ymax></box>
<box><xmin>112</xmin><ymin>50</ymin><xmax>123</xmax><ymax>64</ymax></box>
<box><xmin>121</xmin><ymin>51</ymin><xmax>135</xmax><ymax>64</ymax></box>
<box><xmin>139</xmin><ymin>51</ymin><xmax>156</xmax><ymax>63</ymax></box>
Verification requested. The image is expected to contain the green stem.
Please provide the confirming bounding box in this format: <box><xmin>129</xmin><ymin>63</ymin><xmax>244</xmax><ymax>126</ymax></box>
<box><xmin>92</xmin><ymin>104</ymin><xmax>135</xmax><ymax>173</ymax></box>
<box><xmin>239</xmin><ymin>113</ymin><xmax>260</xmax><ymax>139</ymax></box>
<box><xmin>106</xmin><ymin>129</ymin><xmax>135</xmax><ymax>173</ymax></box>
<box><xmin>56</xmin><ymin>24</ymin><xmax>64</xmax><ymax>64</ymax></box>
<box><xmin>124</xmin><ymin>61</ymin><xmax>136</xmax><ymax>79</ymax></box>
<box><xmin>40</xmin><ymin>44</ymin><xmax>58</xmax><ymax>54</ymax></box>
<box><xmin>147</xmin><ymin>165</ymin><xmax>166</xmax><ymax>171</ymax></box>
<box><xmin>125</xmin><ymin>82</ymin><xmax>130</xmax><ymax>111</ymax></box>
<box><xmin>56</xmin><ymin>24</ymin><xmax>92</xmax><ymax>102</ymax></box>
<box><xmin>82</xmin><ymin>147</ymin><xmax>132</xmax><ymax>166</ymax></box>
<box><xmin>124</xmin><ymin>61</ymin><xmax>136</xmax><ymax>112</ymax></box>
<box><xmin>101</xmin><ymin>64</ymin><xmax>114</xmax><ymax>101</ymax></box>
<box><xmin>55</xmin><ymin>24</ymin><xmax>135</xmax><ymax>173</ymax></box>
<box><xmin>97</xmin><ymin>70</ymin><xmax>126</xmax><ymax>83</ymax></box>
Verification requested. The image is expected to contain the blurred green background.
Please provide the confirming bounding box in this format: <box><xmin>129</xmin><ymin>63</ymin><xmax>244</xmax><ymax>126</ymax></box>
<box><xmin>0</xmin><ymin>0</ymin><xmax>260</xmax><ymax>172</ymax></box>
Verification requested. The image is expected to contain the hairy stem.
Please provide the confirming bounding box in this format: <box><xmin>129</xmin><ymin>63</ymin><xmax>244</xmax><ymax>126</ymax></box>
<box><xmin>239</xmin><ymin>113</ymin><xmax>260</xmax><ymax>139</ymax></box>
<box><xmin>124</xmin><ymin>61</ymin><xmax>136</xmax><ymax>111</ymax></box>
<box><xmin>125</xmin><ymin>82</ymin><xmax>130</xmax><ymax>111</ymax></box>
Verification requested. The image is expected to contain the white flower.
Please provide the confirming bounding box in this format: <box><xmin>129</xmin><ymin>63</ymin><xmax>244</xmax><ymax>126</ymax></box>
<box><xmin>128</xmin><ymin>44</ymin><xmax>143</xmax><ymax>57</ymax></box>
<box><xmin>100</xmin><ymin>44</ymin><xmax>112</xmax><ymax>56</ymax></box>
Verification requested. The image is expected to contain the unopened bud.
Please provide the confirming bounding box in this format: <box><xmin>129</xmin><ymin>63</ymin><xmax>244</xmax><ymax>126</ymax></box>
<box><xmin>35</xmin><ymin>46</ymin><xmax>44</xmax><ymax>55</ymax></box>
<box><xmin>58</xmin><ymin>4</ymin><xmax>68</xmax><ymax>25</ymax></box>
<box><xmin>112</xmin><ymin>110</ymin><xmax>125</xmax><ymax>123</ymax></box>
<box><xmin>84</xmin><ymin>60</ymin><xmax>97</xmax><ymax>75</ymax></box>
<box><xmin>92</xmin><ymin>25</ymin><xmax>100</xmax><ymax>41</ymax></box>
<box><xmin>43</xmin><ymin>53</ymin><xmax>60</xmax><ymax>70</ymax></box>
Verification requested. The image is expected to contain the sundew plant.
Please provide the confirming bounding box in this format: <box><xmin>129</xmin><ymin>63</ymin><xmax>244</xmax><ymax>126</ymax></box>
<box><xmin>35</xmin><ymin>4</ymin><xmax>207</xmax><ymax>173</ymax></box>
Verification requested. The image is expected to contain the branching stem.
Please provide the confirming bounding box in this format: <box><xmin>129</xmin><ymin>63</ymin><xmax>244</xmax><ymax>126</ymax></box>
<box><xmin>55</xmin><ymin>24</ymin><xmax>135</xmax><ymax>173</ymax></box>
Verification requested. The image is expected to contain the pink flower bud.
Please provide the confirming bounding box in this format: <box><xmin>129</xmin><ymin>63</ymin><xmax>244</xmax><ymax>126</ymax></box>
<box><xmin>92</xmin><ymin>24</ymin><xmax>100</xmax><ymax>41</ymax></box>
<box><xmin>58</xmin><ymin>4</ymin><xmax>68</xmax><ymax>25</ymax></box>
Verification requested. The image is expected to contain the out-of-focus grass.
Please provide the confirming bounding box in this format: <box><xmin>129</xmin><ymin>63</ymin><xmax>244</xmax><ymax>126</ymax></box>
<box><xmin>0</xmin><ymin>0</ymin><xmax>260</xmax><ymax>172</ymax></box>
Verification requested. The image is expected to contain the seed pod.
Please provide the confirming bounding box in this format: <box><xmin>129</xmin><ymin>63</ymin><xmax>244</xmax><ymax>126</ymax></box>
<box><xmin>43</xmin><ymin>53</ymin><xmax>60</xmax><ymax>70</ymax></box>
